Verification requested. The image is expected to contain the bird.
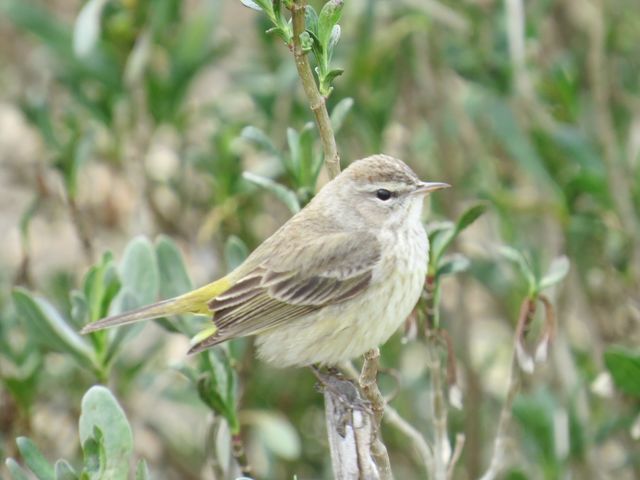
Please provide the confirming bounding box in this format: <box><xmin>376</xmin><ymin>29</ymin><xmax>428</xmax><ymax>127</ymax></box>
<box><xmin>81</xmin><ymin>154</ymin><xmax>449</xmax><ymax>367</ymax></box>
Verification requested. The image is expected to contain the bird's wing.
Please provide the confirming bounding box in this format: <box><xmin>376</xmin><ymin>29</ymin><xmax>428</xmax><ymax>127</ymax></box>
<box><xmin>188</xmin><ymin>231</ymin><xmax>381</xmax><ymax>353</ymax></box>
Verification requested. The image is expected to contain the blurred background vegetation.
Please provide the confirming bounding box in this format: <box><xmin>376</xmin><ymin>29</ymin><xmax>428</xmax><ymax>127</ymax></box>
<box><xmin>0</xmin><ymin>0</ymin><xmax>639</xmax><ymax>478</ymax></box>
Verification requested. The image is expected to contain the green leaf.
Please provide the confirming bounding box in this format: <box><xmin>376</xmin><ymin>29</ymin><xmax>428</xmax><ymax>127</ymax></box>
<box><xmin>240</xmin><ymin>126</ymin><xmax>279</xmax><ymax>157</ymax></box>
<box><xmin>287</xmin><ymin>127</ymin><xmax>302</xmax><ymax>174</ymax></box>
<box><xmin>538</xmin><ymin>255</ymin><xmax>570</xmax><ymax>291</ymax></box>
<box><xmin>5</xmin><ymin>458</ymin><xmax>30</xmax><ymax>480</ymax></box>
<box><xmin>197</xmin><ymin>349</ymin><xmax>239</xmax><ymax>432</ymax></box>
<box><xmin>330</xmin><ymin>97</ymin><xmax>353</xmax><ymax>132</ymax></box>
<box><xmin>604</xmin><ymin>346</ymin><xmax>640</xmax><ymax>396</ymax></box>
<box><xmin>155</xmin><ymin>235</ymin><xmax>193</xmax><ymax>298</ymax></box>
<box><xmin>110</xmin><ymin>236</ymin><xmax>159</xmax><ymax>314</ymax></box>
<box><xmin>455</xmin><ymin>204</ymin><xmax>487</xmax><ymax>234</ymax></box>
<box><xmin>239</xmin><ymin>0</ymin><xmax>262</xmax><ymax>11</ymax></box>
<box><xmin>79</xmin><ymin>386</ymin><xmax>133</xmax><ymax>479</ymax></box>
<box><xmin>498</xmin><ymin>246</ymin><xmax>536</xmax><ymax>291</ymax></box>
<box><xmin>437</xmin><ymin>254</ymin><xmax>471</xmax><ymax>278</ymax></box>
<box><xmin>431</xmin><ymin>205</ymin><xmax>487</xmax><ymax>263</ymax></box>
<box><xmin>243</xmin><ymin>171</ymin><xmax>301</xmax><ymax>213</ymax></box>
<box><xmin>135</xmin><ymin>459</ymin><xmax>150</xmax><ymax>480</ymax></box>
<box><xmin>304</xmin><ymin>4</ymin><xmax>318</xmax><ymax>35</ymax></box>
<box><xmin>327</xmin><ymin>24</ymin><xmax>341</xmax><ymax>58</ymax></box>
<box><xmin>319</xmin><ymin>68</ymin><xmax>344</xmax><ymax>96</ymax></box>
<box><xmin>72</xmin><ymin>0</ymin><xmax>108</xmax><ymax>58</ymax></box>
<box><xmin>225</xmin><ymin>236</ymin><xmax>249</xmax><ymax>271</ymax></box>
<box><xmin>16</xmin><ymin>437</ymin><xmax>55</xmax><ymax>480</ymax></box>
<box><xmin>81</xmin><ymin>428</ymin><xmax>105</xmax><ymax>478</ymax></box>
<box><xmin>299</xmin><ymin>31</ymin><xmax>313</xmax><ymax>52</ymax></box>
<box><xmin>12</xmin><ymin>289</ymin><xmax>95</xmax><ymax>368</ymax></box>
<box><xmin>250</xmin><ymin>411</ymin><xmax>301</xmax><ymax>460</ymax></box>
<box><xmin>54</xmin><ymin>459</ymin><xmax>78</xmax><ymax>480</ymax></box>
<box><xmin>317</xmin><ymin>0</ymin><xmax>343</xmax><ymax>50</ymax></box>
<box><xmin>82</xmin><ymin>252</ymin><xmax>119</xmax><ymax>322</ymax></box>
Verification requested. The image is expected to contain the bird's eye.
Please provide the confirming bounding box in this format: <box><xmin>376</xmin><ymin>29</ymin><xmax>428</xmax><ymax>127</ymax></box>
<box><xmin>376</xmin><ymin>189</ymin><xmax>392</xmax><ymax>201</ymax></box>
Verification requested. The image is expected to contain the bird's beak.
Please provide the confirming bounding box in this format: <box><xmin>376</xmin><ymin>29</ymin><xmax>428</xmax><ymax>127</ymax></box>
<box><xmin>414</xmin><ymin>181</ymin><xmax>451</xmax><ymax>195</ymax></box>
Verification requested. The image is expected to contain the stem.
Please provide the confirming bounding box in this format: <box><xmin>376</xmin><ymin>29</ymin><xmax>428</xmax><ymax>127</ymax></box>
<box><xmin>359</xmin><ymin>348</ymin><xmax>393</xmax><ymax>480</ymax></box>
<box><xmin>68</xmin><ymin>195</ymin><xmax>94</xmax><ymax>262</ymax></box>
<box><xmin>479</xmin><ymin>298</ymin><xmax>534</xmax><ymax>480</ymax></box>
<box><xmin>342</xmin><ymin>361</ymin><xmax>435</xmax><ymax>476</ymax></box>
<box><xmin>384</xmin><ymin>405</ymin><xmax>434</xmax><ymax>476</ymax></box>
<box><xmin>290</xmin><ymin>0</ymin><xmax>341</xmax><ymax>179</ymax></box>
<box><xmin>478</xmin><ymin>354</ymin><xmax>521</xmax><ymax>480</ymax></box>
<box><xmin>428</xmin><ymin>340</ymin><xmax>451</xmax><ymax>480</ymax></box>
<box><xmin>231</xmin><ymin>432</ymin><xmax>253</xmax><ymax>477</ymax></box>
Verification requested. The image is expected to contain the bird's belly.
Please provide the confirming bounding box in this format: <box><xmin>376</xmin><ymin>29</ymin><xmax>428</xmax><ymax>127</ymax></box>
<box><xmin>255</xmin><ymin>231</ymin><xmax>428</xmax><ymax>367</ymax></box>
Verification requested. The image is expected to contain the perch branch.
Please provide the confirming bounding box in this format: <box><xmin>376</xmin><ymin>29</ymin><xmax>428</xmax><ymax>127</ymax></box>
<box><xmin>342</xmin><ymin>361</ymin><xmax>434</xmax><ymax>476</ymax></box>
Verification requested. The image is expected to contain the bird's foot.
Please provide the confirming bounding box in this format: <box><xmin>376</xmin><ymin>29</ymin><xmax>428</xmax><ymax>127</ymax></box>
<box><xmin>310</xmin><ymin>365</ymin><xmax>371</xmax><ymax>412</ymax></box>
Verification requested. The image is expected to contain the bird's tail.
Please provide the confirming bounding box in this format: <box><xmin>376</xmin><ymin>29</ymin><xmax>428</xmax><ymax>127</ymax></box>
<box><xmin>80</xmin><ymin>276</ymin><xmax>233</xmax><ymax>334</ymax></box>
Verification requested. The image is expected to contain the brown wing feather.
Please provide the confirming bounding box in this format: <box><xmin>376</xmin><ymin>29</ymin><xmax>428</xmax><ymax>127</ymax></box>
<box><xmin>188</xmin><ymin>231</ymin><xmax>381</xmax><ymax>353</ymax></box>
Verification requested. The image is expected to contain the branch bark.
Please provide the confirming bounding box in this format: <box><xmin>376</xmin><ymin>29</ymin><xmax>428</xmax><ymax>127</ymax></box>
<box><xmin>290</xmin><ymin>0</ymin><xmax>341</xmax><ymax>179</ymax></box>
<box><xmin>359</xmin><ymin>348</ymin><xmax>393</xmax><ymax>480</ymax></box>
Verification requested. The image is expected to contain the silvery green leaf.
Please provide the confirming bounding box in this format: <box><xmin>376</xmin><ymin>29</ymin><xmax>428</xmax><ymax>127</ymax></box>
<box><xmin>16</xmin><ymin>437</ymin><xmax>54</xmax><ymax>480</ymax></box>
<box><xmin>249</xmin><ymin>411</ymin><xmax>301</xmax><ymax>460</ymax></box>
<box><xmin>135</xmin><ymin>459</ymin><xmax>150</xmax><ymax>480</ymax></box>
<box><xmin>304</xmin><ymin>4</ymin><xmax>319</xmax><ymax>35</ymax></box>
<box><xmin>239</xmin><ymin>0</ymin><xmax>262</xmax><ymax>11</ymax></box>
<box><xmin>124</xmin><ymin>30</ymin><xmax>152</xmax><ymax>86</ymax></box>
<box><xmin>240</xmin><ymin>126</ymin><xmax>279</xmax><ymax>156</ymax></box>
<box><xmin>327</xmin><ymin>24</ymin><xmax>341</xmax><ymax>56</ymax></box>
<box><xmin>437</xmin><ymin>254</ymin><xmax>471</xmax><ymax>277</ymax></box>
<box><xmin>330</xmin><ymin>97</ymin><xmax>353</xmax><ymax>132</ymax></box>
<box><xmin>73</xmin><ymin>0</ymin><xmax>108</xmax><ymax>58</ymax></box>
<box><xmin>538</xmin><ymin>255</ymin><xmax>570</xmax><ymax>291</ymax></box>
<box><xmin>318</xmin><ymin>0</ymin><xmax>343</xmax><ymax>49</ymax></box>
<box><xmin>12</xmin><ymin>289</ymin><xmax>95</xmax><ymax>368</ymax></box>
<box><xmin>243</xmin><ymin>171</ymin><xmax>300</xmax><ymax>213</ymax></box>
<box><xmin>54</xmin><ymin>459</ymin><xmax>78</xmax><ymax>480</ymax></box>
<box><xmin>430</xmin><ymin>229</ymin><xmax>455</xmax><ymax>265</ymax></box>
<box><xmin>225</xmin><ymin>236</ymin><xmax>249</xmax><ymax>271</ymax></box>
<box><xmin>286</xmin><ymin>127</ymin><xmax>301</xmax><ymax>172</ymax></box>
<box><xmin>79</xmin><ymin>386</ymin><xmax>133</xmax><ymax>480</ymax></box>
<box><xmin>155</xmin><ymin>235</ymin><xmax>193</xmax><ymax>297</ymax></box>
<box><xmin>109</xmin><ymin>236</ymin><xmax>159</xmax><ymax>315</ymax></box>
<box><xmin>300</xmin><ymin>31</ymin><xmax>313</xmax><ymax>52</ymax></box>
<box><xmin>5</xmin><ymin>458</ymin><xmax>30</xmax><ymax>480</ymax></box>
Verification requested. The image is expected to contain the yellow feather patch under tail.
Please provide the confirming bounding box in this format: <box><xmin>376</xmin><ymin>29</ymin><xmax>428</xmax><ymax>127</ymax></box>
<box><xmin>80</xmin><ymin>276</ymin><xmax>233</xmax><ymax>334</ymax></box>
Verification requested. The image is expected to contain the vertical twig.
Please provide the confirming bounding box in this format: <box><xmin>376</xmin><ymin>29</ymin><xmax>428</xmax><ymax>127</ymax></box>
<box><xmin>359</xmin><ymin>348</ymin><xmax>393</xmax><ymax>480</ymax></box>
<box><xmin>289</xmin><ymin>1</ymin><xmax>395</xmax><ymax>478</ymax></box>
<box><xmin>290</xmin><ymin>0</ymin><xmax>341</xmax><ymax>179</ymax></box>
<box><xmin>67</xmin><ymin>195</ymin><xmax>94</xmax><ymax>262</ymax></box>
<box><xmin>231</xmin><ymin>432</ymin><xmax>252</xmax><ymax>478</ymax></box>
<box><xmin>427</xmin><ymin>337</ymin><xmax>451</xmax><ymax>480</ymax></box>
<box><xmin>479</xmin><ymin>298</ymin><xmax>534</xmax><ymax>480</ymax></box>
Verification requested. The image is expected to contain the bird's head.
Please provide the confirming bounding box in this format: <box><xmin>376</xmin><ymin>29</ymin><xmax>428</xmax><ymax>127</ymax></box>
<box><xmin>317</xmin><ymin>154</ymin><xmax>450</xmax><ymax>230</ymax></box>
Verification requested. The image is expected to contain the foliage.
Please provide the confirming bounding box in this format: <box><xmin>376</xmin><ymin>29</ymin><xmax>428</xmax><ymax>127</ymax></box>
<box><xmin>5</xmin><ymin>385</ymin><xmax>149</xmax><ymax>480</ymax></box>
<box><xmin>1</xmin><ymin>0</ymin><xmax>639</xmax><ymax>478</ymax></box>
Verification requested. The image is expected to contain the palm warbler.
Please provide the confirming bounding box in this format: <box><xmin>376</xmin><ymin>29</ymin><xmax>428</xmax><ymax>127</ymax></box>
<box><xmin>81</xmin><ymin>154</ymin><xmax>449</xmax><ymax>366</ymax></box>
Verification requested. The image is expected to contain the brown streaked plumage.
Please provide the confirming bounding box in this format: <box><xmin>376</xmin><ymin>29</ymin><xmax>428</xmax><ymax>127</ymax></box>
<box><xmin>81</xmin><ymin>154</ymin><xmax>449</xmax><ymax>367</ymax></box>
